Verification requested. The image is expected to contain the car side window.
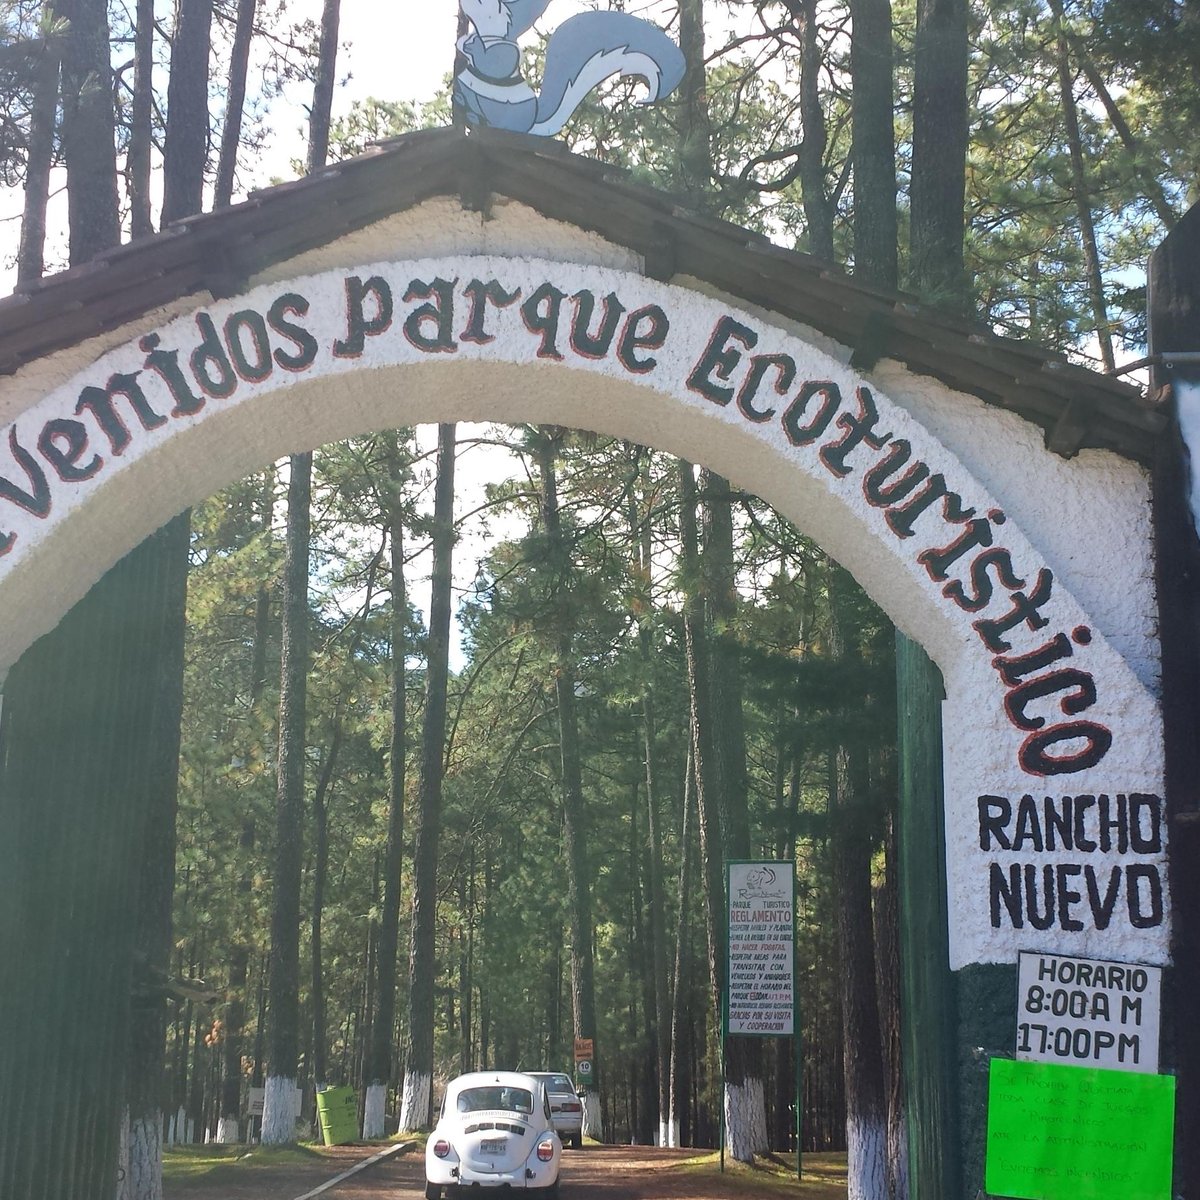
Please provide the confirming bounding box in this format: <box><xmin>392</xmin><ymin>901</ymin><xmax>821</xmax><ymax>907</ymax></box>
<box><xmin>544</xmin><ymin>1089</ymin><xmax>552</xmax><ymax>1120</ymax></box>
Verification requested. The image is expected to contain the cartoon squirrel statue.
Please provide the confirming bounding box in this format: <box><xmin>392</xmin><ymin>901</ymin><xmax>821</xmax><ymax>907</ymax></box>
<box><xmin>455</xmin><ymin>0</ymin><xmax>686</xmax><ymax>136</ymax></box>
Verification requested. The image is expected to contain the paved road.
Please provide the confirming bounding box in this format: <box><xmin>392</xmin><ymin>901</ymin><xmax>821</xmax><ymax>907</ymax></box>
<box><xmin>321</xmin><ymin>1144</ymin><xmax>835</xmax><ymax>1199</ymax></box>
<box><xmin>322</xmin><ymin>1145</ymin><xmax>706</xmax><ymax>1198</ymax></box>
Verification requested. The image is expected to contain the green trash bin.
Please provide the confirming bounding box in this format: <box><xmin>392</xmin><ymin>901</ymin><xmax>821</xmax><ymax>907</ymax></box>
<box><xmin>316</xmin><ymin>1086</ymin><xmax>359</xmax><ymax>1146</ymax></box>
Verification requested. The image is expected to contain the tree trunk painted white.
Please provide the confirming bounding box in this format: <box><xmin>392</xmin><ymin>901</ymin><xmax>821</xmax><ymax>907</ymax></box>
<box><xmin>398</xmin><ymin>1070</ymin><xmax>431</xmax><ymax>1133</ymax></box>
<box><xmin>724</xmin><ymin>1076</ymin><xmax>768</xmax><ymax>1163</ymax></box>
<box><xmin>665</xmin><ymin>1115</ymin><xmax>680</xmax><ymax>1148</ymax></box>
<box><xmin>116</xmin><ymin>1107</ymin><xmax>131</xmax><ymax>1200</ymax></box>
<box><xmin>128</xmin><ymin>1113</ymin><xmax>164</xmax><ymax>1200</ymax></box>
<box><xmin>363</xmin><ymin>1083</ymin><xmax>387</xmax><ymax>1140</ymax></box>
<box><xmin>581</xmin><ymin>1091</ymin><xmax>603</xmax><ymax>1142</ymax></box>
<box><xmin>215</xmin><ymin>1116</ymin><xmax>240</xmax><ymax>1144</ymax></box>
<box><xmin>260</xmin><ymin>1075</ymin><xmax>298</xmax><ymax>1145</ymax></box>
<box><xmin>846</xmin><ymin>1116</ymin><xmax>889</xmax><ymax>1200</ymax></box>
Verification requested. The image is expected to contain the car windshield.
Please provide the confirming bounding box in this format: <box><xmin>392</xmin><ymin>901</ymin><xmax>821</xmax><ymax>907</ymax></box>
<box><xmin>456</xmin><ymin>1085</ymin><xmax>534</xmax><ymax>1114</ymax></box>
<box><xmin>542</xmin><ymin>1075</ymin><xmax>574</xmax><ymax>1091</ymax></box>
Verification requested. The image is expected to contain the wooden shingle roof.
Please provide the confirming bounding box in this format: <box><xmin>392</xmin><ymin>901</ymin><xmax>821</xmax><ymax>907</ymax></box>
<box><xmin>0</xmin><ymin>125</ymin><xmax>1165</xmax><ymax>463</ymax></box>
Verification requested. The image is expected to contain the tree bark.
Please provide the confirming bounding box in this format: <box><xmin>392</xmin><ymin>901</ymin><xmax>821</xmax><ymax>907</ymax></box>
<box><xmin>828</xmin><ymin>567</ymin><xmax>889</xmax><ymax>1198</ymax></box>
<box><xmin>306</xmin><ymin>0</ymin><xmax>342</xmax><ymax>173</ymax></box>
<box><xmin>1049</xmin><ymin>0</ymin><xmax>1115</xmax><ymax>371</ymax></box>
<box><xmin>366</xmin><ymin>435</ymin><xmax>409</xmax><ymax>1138</ymax></box>
<box><xmin>797</xmin><ymin>0</ymin><xmax>835</xmax><ymax>260</ymax></box>
<box><xmin>128</xmin><ymin>0</ymin><xmax>155</xmax><ymax>236</ymax></box>
<box><xmin>161</xmin><ymin>0</ymin><xmax>213</xmax><ymax>225</ymax></box>
<box><xmin>910</xmin><ymin>0</ymin><xmax>969</xmax><ymax>310</ymax></box>
<box><xmin>631</xmin><ymin>463</ymin><xmax>670</xmax><ymax>1146</ymax></box>
<box><xmin>399</xmin><ymin>424</ymin><xmax>457</xmax><ymax>1132</ymax></box>
<box><xmin>535</xmin><ymin>430</ymin><xmax>602</xmax><ymax>1141</ymax></box>
<box><xmin>17</xmin><ymin>36</ymin><xmax>59</xmax><ymax>282</ymax></box>
<box><xmin>57</xmin><ymin>0</ymin><xmax>120</xmax><ymax>262</ymax></box>
<box><xmin>214</xmin><ymin>0</ymin><xmax>258</xmax><ymax>207</ymax></box>
<box><xmin>261</xmin><ymin>452</ymin><xmax>311</xmax><ymax>1144</ymax></box>
<box><xmin>850</xmin><ymin>0</ymin><xmax>898</xmax><ymax>288</ymax></box>
<box><xmin>666</xmin><ymin>742</ymin><xmax>695</xmax><ymax>1148</ymax></box>
<box><xmin>678</xmin><ymin>0</ymin><xmax>712</xmax><ymax>203</ymax></box>
<box><xmin>311</xmin><ymin>716</ymin><xmax>344</xmax><ymax>1092</ymax></box>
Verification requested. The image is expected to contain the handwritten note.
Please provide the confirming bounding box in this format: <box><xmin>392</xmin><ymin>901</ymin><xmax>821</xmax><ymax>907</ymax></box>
<box><xmin>986</xmin><ymin>1058</ymin><xmax>1175</xmax><ymax>1200</ymax></box>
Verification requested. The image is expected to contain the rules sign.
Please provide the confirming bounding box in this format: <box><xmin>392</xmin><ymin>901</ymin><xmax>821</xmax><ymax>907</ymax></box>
<box><xmin>727</xmin><ymin>862</ymin><xmax>795</xmax><ymax>1036</ymax></box>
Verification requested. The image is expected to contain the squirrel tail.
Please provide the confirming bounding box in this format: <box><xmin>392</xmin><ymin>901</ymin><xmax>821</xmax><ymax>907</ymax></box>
<box><xmin>531</xmin><ymin>10</ymin><xmax>686</xmax><ymax>137</ymax></box>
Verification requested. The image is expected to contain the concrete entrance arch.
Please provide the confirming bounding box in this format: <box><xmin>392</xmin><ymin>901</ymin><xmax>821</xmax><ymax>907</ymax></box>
<box><xmin>0</xmin><ymin>130</ymin><xmax>1185</xmax><ymax>1196</ymax></box>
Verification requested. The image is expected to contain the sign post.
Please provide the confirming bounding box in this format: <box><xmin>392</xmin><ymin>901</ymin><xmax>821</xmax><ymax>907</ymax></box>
<box><xmin>725</xmin><ymin>861</ymin><xmax>799</xmax><ymax>1176</ymax></box>
<box><xmin>573</xmin><ymin>1036</ymin><xmax>595</xmax><ymax>1091</ymax></box>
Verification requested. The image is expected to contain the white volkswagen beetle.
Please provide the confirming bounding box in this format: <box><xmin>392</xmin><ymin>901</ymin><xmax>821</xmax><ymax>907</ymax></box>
<box><xmin>425</xmin><ymin>1070</ymin><xmax>562</xmax><ymax>1198</ymax></box>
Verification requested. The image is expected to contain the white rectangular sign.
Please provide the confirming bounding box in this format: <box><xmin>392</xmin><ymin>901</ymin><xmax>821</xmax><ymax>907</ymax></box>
<box><xmin>1015</xmin><ymin>951</ymin><xmax>1161</xmax><ymax>1074</ymax></box>
<box><xmin>727</xmin><ymin>862</ymin><xmax>795</xmax><ymax>1037</ymax></box>
<box><xmin>246</xmin><ymin>1086</ymin><xmax>303</xmax><ymax>1117</ymax></box>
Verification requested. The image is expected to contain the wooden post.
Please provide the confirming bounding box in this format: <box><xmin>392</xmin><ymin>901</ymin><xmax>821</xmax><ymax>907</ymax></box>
<box><xmin>1148</xmin><ymin>203</ymin><xmax>1200</xmax><ymax>1200</ymax></box>
<box><xmin>895</xmin><ymin>632</ymin><xmax>961</xmax><ymax>1200</ymax></box>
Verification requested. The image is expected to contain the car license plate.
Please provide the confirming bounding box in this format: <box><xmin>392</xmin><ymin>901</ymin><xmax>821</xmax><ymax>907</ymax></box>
<box><xmin>480</xmin><ymin>1138</ymin><xmax>506</xmax><ymax>1155</ymax></box>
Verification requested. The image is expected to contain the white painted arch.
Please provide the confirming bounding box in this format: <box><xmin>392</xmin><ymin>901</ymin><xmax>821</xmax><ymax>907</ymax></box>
<box><xmin>0</xmin><ymin>242</ymin><xmax>1168</xmax><ymax>971</ymax></box>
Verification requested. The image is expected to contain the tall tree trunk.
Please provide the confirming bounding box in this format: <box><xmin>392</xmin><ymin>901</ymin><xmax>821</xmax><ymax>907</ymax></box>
<box><xmin>797</xmin><ymin>0</ymin><xmax>835</xmax><ymax>260</ymax></box>
<box><xmin>57</xmin><ymin>0</ymin><xmax>120</xmax><ymax>262</ymax></box>
<box><xmin>365</xmin><ymin>436</ymin><xmax>409</xmax><ymax>1138</ymax></box>
<box><xmin>161</xmin><ymin>0</ymin><xmax>213</xmax><ymax>225</ymax></box>
<box><xmin>17</xmin><ymin>34</ymin><xmax>59</xmax><ymax>282</ymax></box>
<box><xmin>631</xmin><ymin>464</ymin><xmax>670</xmax><ymax>1146</ymax></box>
<box><xmin>700</xmin><ymin>471</ymin><xmax>767</xmax><ymax>1160</ymax></box>
<box><xmin>214</xmin><ymin>0</ymin><xmax>258</xmax><ymax>207</ymax></box>
<box><xmin>218</xmin><ymin>477</ymin><xmax>273</xmax><ymax>1143</ymax></box>
<box><xmin>261</xmin><ymin>451</ymin><xmax>311</xmax><ymax>1144</ymax></box>
<box><xmin>216</xmin><ymin>821</ymin><xmax>255</xmax><ymax>1144</ymax></box>
<box><xmin>535</xmin><ymin>430</ymin><xmax>602</xmax><ymax>1141</ymax></box>
<box><xmin>263</xmin><ymin>0</ymin><xmax>339</xmax><ymax>1141</ymax></box>
<box><xmin>910</xmin><ymin>0</ymin><xmax>969</xmax><ymax>310</ymax></box>
<box><xmin>306</xmin><ymin>0</ymin><xmax>341</xmax><ymax>174</ymax></box>
<box><xmin>398</xmin><ymin>424</ymin><xmax>457</xmax><ymax>1132</ymax></box>
<box><xmin>850</xmin><ymin>0</ymin><xmax>898</xmax><ymax>288</ymax></box>
<box><xmin>128</xmin><ymin>0</ymin><xmax>154</xmax><ymax>236</ymax></box>
<box><xmin>311</xmin><ymin>717</ymin><xmax>344</xmax><ymax>1092</ymax></box>
<box><xmin>874</xmin><ymin>812</ymin><xmax>908</xmax><ymax>1200</ymax></box>
<box><xmin>122</xmin><ymin>0</ymin><xmax>213</xmax><ymax>1185</ymax></box>
<box><xmin>678</xmin><ymin>460</ymin><xmax>725</xmax><ymax>1019</ymax></box>
<box><xmin>666</xmin><ymin>742</ymin><xmax>696</xmax><ymax>1147</ymax></box>
<box><xmin>1049</xmin><ymin>0</ymin><xmax>1115</xmax><ymax>371</ymax></box>
<box><xmin>678</xmin><ymin>0</ymin><xmax>712</xmax><ymax>203</ymax></box>
<box><xmin>828</xmin><ymin>566</ymin><xmax>889</xmax><ymax>1199</ymax></box>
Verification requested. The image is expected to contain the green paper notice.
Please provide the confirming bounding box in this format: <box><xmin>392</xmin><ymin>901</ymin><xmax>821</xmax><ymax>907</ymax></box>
<box><xmin>987</xmin><ymin>1058</ymin><xmax>1175</xmax><ymax>1200</ymax></box>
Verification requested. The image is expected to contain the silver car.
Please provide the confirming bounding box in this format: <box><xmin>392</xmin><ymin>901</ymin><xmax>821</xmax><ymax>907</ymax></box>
<box><xmin>527</xmin><ymin>1072</ymin><xmax>583</xmax><ymax>1149</ymax></box>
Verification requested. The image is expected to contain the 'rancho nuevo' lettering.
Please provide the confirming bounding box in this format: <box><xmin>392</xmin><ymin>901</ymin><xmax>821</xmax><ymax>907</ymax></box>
<box><xmin>979</xmin><ymin>794</ymin><xmax>1165</xmax><ymax>932</ymax></box>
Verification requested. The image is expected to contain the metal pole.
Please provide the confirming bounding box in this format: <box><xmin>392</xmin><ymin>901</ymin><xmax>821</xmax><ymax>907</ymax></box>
<box><xmin>795</xmin><ymin>1030</ymin><xmax>803</xmax><ymax>1180</ymax></box>
<box><xmin>719</xmin><ymin>991</ymin><xmax>726</xmax><ymax>1173</ymax></box>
